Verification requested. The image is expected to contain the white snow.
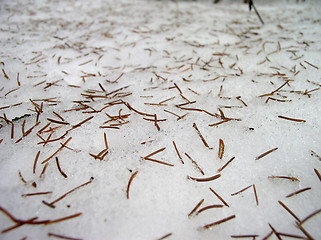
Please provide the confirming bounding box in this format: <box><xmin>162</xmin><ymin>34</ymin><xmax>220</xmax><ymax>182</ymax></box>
<box><xmin>0</xmin><ymin>0</ymin><xmax>321</xmax><ymax>239</ymax></box>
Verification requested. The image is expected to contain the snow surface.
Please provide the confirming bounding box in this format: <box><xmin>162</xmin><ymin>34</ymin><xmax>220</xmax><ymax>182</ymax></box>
<box><xmin>0</xmin><ymin>0</ymin><xmax>321</xmax><ymax>239</ymax></box>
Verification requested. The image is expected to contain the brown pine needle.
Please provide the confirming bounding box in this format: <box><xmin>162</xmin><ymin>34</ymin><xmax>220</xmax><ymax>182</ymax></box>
<box><xmin>255</xmin><ymin>147</ymin><xmax>278</xmax><ymax>160</ymax></box>
<box><xmin>104</xmin><ymin>132</ymin><xmax>109</xmax><ymax>149</ymax></box>
<box><xmin>259</xmin><ymin>81</ymin><xmax>290</xmax><ymax>98</ymax></box>
<box><xmin>209</xmin><ymin>187</ymin><xmax>229</xmax><ymax>207</ymax></box>
<box><xmin>55</xmin><ymin>157</ymin><xmax>68</xmax><ymax>178</ymax></box>
<box><xmin>154</xmin><ymin>114</ymin><xmax>160</xmax><ymax>131</ymax></box>
<box><xmin>185</xmin><ymin>153</ymin><xmax>205</xmax><ymax>175</ymax></box>
<box><xmin>53</xmin><ymin>112</ymin><xmax>65</xmax><ymax>122</ymax></box>
<box><xmin>172</xmin><ymin>141</ymin><xmax>184</xmax><ymax>164</ymax></box>
<box><xmin>311</xmin><ymin>150</ymin><xmax>321</xmax><ymax>161</ymax></box>
<box><xmin>278</xmin><ymin>201</ymin><xmax>301</xmax><ymax>222</ymax></box>
<box><xmin>157</xmin><ymin>233</ymin><xmax>173</xmax><ymax>240</ymax></box>
<box><xmin>123</xmin><ymin>101</ymin><xmax>154</xmax><ymax>117</ymax></box>
<box><xmin>296</xmin><ymin>222</ymin><xmax>314</xmax><ymax>240</ymax></box>
<box><xmin>218</xmin><ymin>139</ymin><xmax>224</xmax><ymax>159</ymax></box>
<box><xmin>144</xmin><ymin>158</ymin><xmax>174</xmax><ymax>167</ymax></box>
<box><xmin>48</xmin><ymin>232</ymin><xmax>83</xmax><ymax>240</ymax></box>
<box><xmin>21</xmin><ymin>191</ymin><xmax>52</xmax><ymax>197</ymax></box>
<box><xmin>209</xmin><ymin>119</ymin><xmax>231</xmax><ymax>127</ymax></box>
<box><xmin>188</xmin><ymin>199</ymin><xmax>204</xmax><ymax>217</ymax></box>
<box><xmin>187</xmin><ymin>174</ymin><xmax>221</xmax><ymax>182</ymax></box>
<box><xmin>314</xmin><ymin>168</ymin><xmax>321</xmax><ymax>182</ymax></box>
<box><xmin>18</xmin><ymin>170</ymin><xmax>27</xmax><ymax>184</ymax></box>
<box><xmin>98</xmin><ymin>83</ymin><xmax>106</xmax><ymax>92</ymax></box>
<box><xmin>126</xmin><ymin>171</ymin><xmax>138</xmax><ymax>199</ymax></box>
<box><xmin>236</xmin><ymin>96</ymin><xmax>247</xmax><ymax>107</ymax></box>
<box><xmin>193</xmin><ymin>123</ymin><xmax>211</xmax><ymax>149</ymax></box>
<box><xmin>301</xmin><ymin>208</ymin><xmax>321</xmax><ymax>224</ymax></box>
<box><xmin>40</xmin><ymin>163</ymin><xmax>49</xmax><ymax>178</ymax></box>
<box><xmin>33</xmin><ymin>151</ymin><xmax>40</xmax><ymax>174</ymax></box>
<box><xmin>286</xmin><ymin>187</ymin><xmax>311</xmax><ymax>198</ymax></box>
<box><xmin>70</xmin><ymin>116</ymin><xmax>94</xmax><ymax>130</ymax></box>
<box><xmin>304</xmin><ymin>60</ymin><xmax>319</xmax><ymax>69</ymax></box>
<box><xmin>46</xmin><ymin>212</ymin><xmax>82</xmax><ymax>225</ymax></box>
<box><xmin>0</xmin><ymin>206</ymin><xmax>82</xmax><ymax>233</ymax></box>
<box><xmin>202</xmin><ymin>215</ymin><xmax>236</xmax><ymax>229</ymax></box>
<box><xmin>268</xmin><ymin>175</ymin><xmax>300</xmax><ymax>182</ymax></box>
<box><xmin>253</xmin><ymin>184</ymin><xmax>259</xmax><ymax>206</ymax></box>
<box><xmin>231</xmin><ymin>235</ymin><xmax>259</xmax><ymax>239</ymax></box>
<box><xmin>164</xmin><ymin>109</ymin><xmax>180</xmax><ymax>118</ymax></box>
<box><xmin>278</xmin><ymin>115</ymin><xmax>306</xmax><ymax>123</ymax></box>
<box><xmin>38</xmin><ymin>122</ymin><xmax>51</xmax><ymax>134</ymax></box>
<box><xmin>43</xmin><ymin>178</ymin><xmax>94</xmax><ymax>208</ymax></box>
<box><xmin>2</xmin><ymin>69</ymin><xmax>9</xmax><ymax>79</ymax></box>
<box><xmin>231</xmin><ymin>185</ymin><xmax>252</xmax><ymax>196</ymax></box>
<box><xmin>159</xmin><ymin>96</ymin><xmax>175</xmax><ymax>104</ymax></box>
<box><xmin>262</xmin><ymin>231</ymin><xmax>273</xmax><ymax>240</ymax></box>
<box><xmin>278</xmin><ymin>232</ymin><xmax>306</xmax><ymax>239</ymax></box>
<box><xmin>218</xmin><ymin>157</ymin><xmax>235</xmax><ymax>172</ymax></box>
<box><xmin>269</xmin><ymin>224</ymin><xmax>282</xmax><ymax>240</ymax></box>
<box><xmin>196</xmin><ymin>204</ymin><xmax>224</xmax><ymax>215</ymax></box>
<box><xmin>113</xmin><ymin>73</ymin><xmax>124</xmax><ymax>83</ymax></box>
<box><xmin>42</xmin><ymin>137</ymin><xmax>72</xmax><ymax>164</ymax></box>
<box><xmin>173</xmin><ymin>82</ymin><xmax>182</xmax><ymax>94</ymax></box>
<box><xmin>144</xmin><ymin>147</ymin><xmax>166</xmax><ymax>159</ymax></box>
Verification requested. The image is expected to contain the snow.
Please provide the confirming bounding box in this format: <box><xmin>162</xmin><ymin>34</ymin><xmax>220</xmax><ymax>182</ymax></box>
<box><xmin>0</xmin><ymin>0</ymin><xmax>321</xmax><ymax>239</ymax></box>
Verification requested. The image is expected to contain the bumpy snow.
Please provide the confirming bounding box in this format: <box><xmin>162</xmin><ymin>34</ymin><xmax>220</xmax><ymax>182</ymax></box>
<box><xmin>0</xmin><ymin>0</ymin><xmax>321</xmax><ymax>239</ymax></box>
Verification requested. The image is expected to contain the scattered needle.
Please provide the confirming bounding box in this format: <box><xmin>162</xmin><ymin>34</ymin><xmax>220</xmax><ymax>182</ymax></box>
<box><xmin>126</xmin><ymin>171</ymin><xmax>138</xmax><ymax>199</ymax></box>
<box><xmin>255</xmin><ymin>147</ymin><xmax>278</xmax><ymax>160</ymax></box>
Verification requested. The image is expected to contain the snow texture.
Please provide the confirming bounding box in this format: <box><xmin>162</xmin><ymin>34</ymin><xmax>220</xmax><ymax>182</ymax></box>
<box><xmin>0</xmin><ymin>0</ymin><xmax>321</xmax><ymax>239</ymax></box>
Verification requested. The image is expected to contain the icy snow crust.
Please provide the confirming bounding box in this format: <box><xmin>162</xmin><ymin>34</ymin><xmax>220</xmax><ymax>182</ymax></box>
<box><xmin>0</xmin><ymin>0</ymin><xmax>321</xmax><ymax>239</ymax></box>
